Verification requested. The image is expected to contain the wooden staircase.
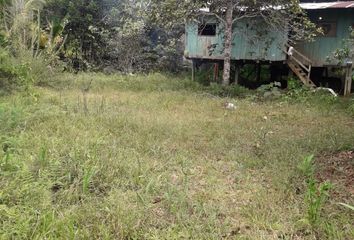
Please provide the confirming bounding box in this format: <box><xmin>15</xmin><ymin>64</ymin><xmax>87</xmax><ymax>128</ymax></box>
<box><xmin>285</xmin><ymin>43</ymin><xmax>316</xmax><ymax>88</ymax></box>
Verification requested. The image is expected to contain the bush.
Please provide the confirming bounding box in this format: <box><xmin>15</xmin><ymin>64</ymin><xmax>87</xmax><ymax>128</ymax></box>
<box><xmin>0</xmin><ymin>48</ymin><xmax>58</xmax><ymax>95</ymax></box>
<box><xmin>256</xmin><ymin>82</ymin><xmax>283</xmax><ymax>99</ymax></box>
<box><xmin>0</xmin><ymin>48</ymin><xmax>31</xmax><ymax>94</ymax></box>
<box><xmin>207</xmin><ymin>83</ymin><xmax>251</xmax><ymax>98</ymax></box>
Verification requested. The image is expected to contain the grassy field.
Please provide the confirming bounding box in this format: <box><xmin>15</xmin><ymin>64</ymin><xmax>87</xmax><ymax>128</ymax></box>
<box><xmin>0</xmin><ymin>73</ymin><xmax>353</xmax><ymax>239</ymax></box>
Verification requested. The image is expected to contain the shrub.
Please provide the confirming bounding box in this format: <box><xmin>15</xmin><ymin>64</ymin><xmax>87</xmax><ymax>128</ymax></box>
<box><xmin>256</xmin><ymin>82</ymin><xmax>283</xmax><ymax>99</ymax></box>
<box><xmin>0</xmin><ymin>48</ymin><xmax>59</xmax><ymax>94</ymax></box>
<box><xmin>0</xmin><ymin>48</ymin><xmax>31</xmax><ymax>94</ymax></box>
<box><xmin>207</xmin><ymin>83</ymin><xmax>251</xmax><ymax>98</ymax></box>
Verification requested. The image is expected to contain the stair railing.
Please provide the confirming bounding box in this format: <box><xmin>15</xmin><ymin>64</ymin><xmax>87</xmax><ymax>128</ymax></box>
<box><xmin>284</xmin><ymin>43</ymin><xmax>313</xmax><ymax>79</ymax></box>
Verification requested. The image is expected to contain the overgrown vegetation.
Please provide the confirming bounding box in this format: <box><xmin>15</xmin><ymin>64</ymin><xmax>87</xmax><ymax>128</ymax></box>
<box><xmin>0</xmin><ymin>0</ymin><xmax>185</xmax><ymax>94</ymax></box>
<box><xmin>0</xmin><ymin>0</ymin><xmax>63</xmax><ymax>94</ymax></box>
<box><xmin>0</xmin><ymin>0</ymin><xmax>353</xmax><ymax>238</ymax></box>
<box><xmin>1</xmin><ymin>73</ymin><xmax>353</xmax><ymax>239</ymax></box>
<box><xmin>42</xmin><ymin>0</ymin><xmax>184</xmax><ymax>72</ymax></box>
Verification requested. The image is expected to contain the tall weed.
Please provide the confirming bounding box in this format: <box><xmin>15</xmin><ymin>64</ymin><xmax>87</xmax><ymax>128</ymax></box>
<box><xmin>305</xmin><ymin>179</ymin><xmax>332</xmax><ymax>226</ymax></box>
<box><xmin>82</xmin><ymin>166</ymin><xmax>95</xmax><ymax>195</ymax></box>
<box><xmin>298</xmin><ymin>155</ymin><xmax>332</xmax><ymax>226</ymax></box>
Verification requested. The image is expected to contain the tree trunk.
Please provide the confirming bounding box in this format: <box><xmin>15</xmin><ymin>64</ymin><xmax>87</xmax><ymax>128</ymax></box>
<box><xmin>222</xmin><ymin>1</ymin><xmax>233</xmax><ymax>86</ymax></box>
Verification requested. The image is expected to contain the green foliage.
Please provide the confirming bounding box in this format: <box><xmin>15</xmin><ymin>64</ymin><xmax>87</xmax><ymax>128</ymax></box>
<box><xmin>298</xmin><ymin>154</ymin><xmax>315</xmax><ymax>178</ymax></box>
<box><xmin>283</xmin><ymin>77</ymin><xmax>341</xmax><ymax>111</ymax></box>
<box><xmin>0</xmin><ymin>47</ymin><xmax>61</xmax><ymax>94</ymax></box>
<box><xmin>298</xmin><ymin>155</ymin><xmax>332</xmax><ymax>227</ymax></box>
<box><xmin>208</xmin><ymin>82</ymin><xmax>251</xmax><ymax>98</ymax></box>
<box><xmin>282</xmin><ymin>76</ymin><xmax>310</xmax><ymax>101</ymax></box>
<box><xmin>82</xmin><ymin>166</ymin><xmax>95</xmax><ymax>195</ymax></box>
<box><xmin>0</xmin><ymin>48</ymin><xmax>32</xmax><ymax>93</ymax></box>
<box><xmin>240</xmin><ymin>64</ymin><xmax>271</xmax><ymax>83</ymax></box>
<box><xmin>287</xmin><ymin>76</ymin><xmax>304</xmax><ymax>91</ymax></box>
<box><xmin>330</xmin><ymin>27</ymin><xmax>354</xmax><ymax>64</ymax></box>
<box><xmin>0</xmin><ymin>0</ymin><xmax>64</xmax><ymax>93</ymax></box>
<box><xmin>43</xmin><ymin>0</ymin><xmax>184</xmax><ymax>72</ymax></box>
<box><xmin>305</xmin><ymin>179</ymin><xmax>332</xmax><ymax>226</ymax></box>
<box><xmin>256</xmin><ymin>82</ymin><xmax>282</xmax><ymax>99</ymax></box>
<box><xmin>45</xmin><ymin>0</ymin><xmax>106</xmax><ymax>67</ymax></box>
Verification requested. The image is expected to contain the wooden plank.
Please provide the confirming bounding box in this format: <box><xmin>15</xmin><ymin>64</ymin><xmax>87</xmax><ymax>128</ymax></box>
<box><xmin>192</xmin><ymin>60</ymin><xmax>196</xmax><ymax>81</ymax></box>
<box><xmin>288</xmin><ymin>61</ymin><xmax>316</xmax><ymax>88</ymax></box>
<box><xmin>290</xmin><ymin>56</ymin><xmax>311</xmax><ymax>73</ymax></box>
<box><xmin>213</xmin><ymin>63</ymin><xmax>219</xmax><ymax>82</ymax></box>
<box><xmin>285</xmin><ymin>43</ymin><xmax>313</xmax><ymax>65</ymax></box>
<box><xmin>344</xmin><ymin>64</ymin><xmax>353</xmax><ymax>96</ymax></box>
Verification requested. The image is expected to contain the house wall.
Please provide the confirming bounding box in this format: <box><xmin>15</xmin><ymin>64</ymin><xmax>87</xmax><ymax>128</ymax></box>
<box><xmin>185</xmin><ymin>17</ymin><xmax>288</xmax><ymax>62</ymax></box>
<box><xmin>297</xmin><ymin>9</ymin><xmax>354</xmax><ymax>67</ymax></box>
<box><xmin>185</xmin><ymin>19</ymin><xmax>224</xmax><ymax>60</ymax></box>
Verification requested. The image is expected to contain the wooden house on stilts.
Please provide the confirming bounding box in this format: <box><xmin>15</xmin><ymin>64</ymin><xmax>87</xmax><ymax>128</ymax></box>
<box><xmin>184</xmin><ymin>1</ymin><xmax>354</xmax><ymax>95</ymax></box>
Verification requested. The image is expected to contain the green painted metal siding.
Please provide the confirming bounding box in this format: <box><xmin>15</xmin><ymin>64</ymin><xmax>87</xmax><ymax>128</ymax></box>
<box><xmin>185</xmin><ymin>17</ymin><xmax>287</xmax><ymax>62</ymax></box>
<box><xmin>185</xmin><ymin>21</ymin><xmax>224</xmax><ymax>59</ymax></box>
<box><xmin>232</xmin><ymin>19</ymin><xmax>287</xmax><ymax>61</ymax></box>
<box><xmin>297</xmin><ymin>9</ymin><xmax>354</xmax><ymax>66</ymax></box>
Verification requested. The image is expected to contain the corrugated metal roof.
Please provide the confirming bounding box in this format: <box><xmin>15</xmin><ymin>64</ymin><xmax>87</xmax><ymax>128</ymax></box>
<box><xmin>199</xmin><ymin>2</ymin><xmax>354</xmax><ymax>12</ymax></box>
<box><xmin>300</xmin><ymin>1</ymin><xmax>354</xmax><ymax>9</ymax></box>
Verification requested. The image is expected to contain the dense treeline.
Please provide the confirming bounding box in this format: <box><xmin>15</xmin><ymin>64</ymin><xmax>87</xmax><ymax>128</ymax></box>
<box><xmin>43</xmin><ymin>0</ymin><xmax>184</xmax><ymax>72</ymax></box>
<box><xmin>0</xmin><ymin>0</ymin><xmax>185</xmax><ymax>93</ymax></box>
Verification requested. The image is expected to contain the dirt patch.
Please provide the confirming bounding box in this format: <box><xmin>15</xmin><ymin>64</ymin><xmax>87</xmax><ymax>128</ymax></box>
<box><xmin>315</xmin><ymin>151</ymin><xmax>354</xmax><ymax>201</ymax></box>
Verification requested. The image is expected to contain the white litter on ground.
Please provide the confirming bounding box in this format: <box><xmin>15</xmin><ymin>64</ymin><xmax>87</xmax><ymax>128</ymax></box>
<box><xmin>313</xmin><ymin>87</ymin><xmax>338</xmax><ymax>97</ymax></box>
<box><xmin>224</xmin><ymin>102</ymin><xmax>237</xmax><ymax>110</ymax></box>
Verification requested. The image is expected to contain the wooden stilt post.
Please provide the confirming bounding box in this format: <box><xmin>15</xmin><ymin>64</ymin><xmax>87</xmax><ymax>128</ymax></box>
<box><xmin>234</xmin><ymin>64</ymin><xmax>240</xmax><ymax>85</ymax></box>
<box><xmin>256</xmin><ymin>62</ymin><xmax>261</xmax><ymax>82</ymax></box>
<box><xmin>213</xmin><ymin>63</ymin><xmax>219</xmax><ymax>82</ymax></box>
<box><xmin>344</xmin><ymin>63</ymin><xmax>353</xmax><ymax>96</ymax></box>
<box><xmin>192</xmin><ymin>60</ymin><xmax>196</xmax><ymax>81</ymax></box>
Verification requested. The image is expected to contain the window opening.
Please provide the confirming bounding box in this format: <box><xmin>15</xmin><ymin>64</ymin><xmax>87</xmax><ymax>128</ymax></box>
<box><xmin>317</xmin><ymin>22</ymin><xmax>337</xmax><ymax>37</ymax></box>
<box><xmin>198</xmin><ymin>24</ymin><xmax>217</xmax><ymax>36</ymax></box>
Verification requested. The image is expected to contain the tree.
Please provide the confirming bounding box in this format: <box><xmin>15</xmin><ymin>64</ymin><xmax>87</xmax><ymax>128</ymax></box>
<box><xmin>0</xmin><ymin>0</ymin><xmax>60</xmax><ymax>91</ymax></box>
<box><xmin>42</xmin><ymin>0</ymin><xmax>184</xmax><ymax>72</ymax></box>
<box><xmin>150</xmin><ymin>0</ymin><xmax>316</xmax><ymax>85</ymax></box>
<box><xmin>100</xmin><ymin>0</ymin><xmax>153</xmax><ymax>72</ymax></box>
<box><xmin>1</xmin><ymin>0</ymin><xmax>46</xmax><ymax>53</ymax></box>
<box><xmin>43</xmin><ymin>0</ymin><xmax>109</xmax><ymax>69</ymax></box>
<box><xmin>332</xmin><ymin>27</ymin><xmax>354</xmax><ymax>95</ymax></box>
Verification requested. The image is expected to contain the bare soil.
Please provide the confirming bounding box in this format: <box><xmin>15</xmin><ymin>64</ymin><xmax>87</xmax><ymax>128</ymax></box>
<box><xmin>316</xmin><ymin>150</ymin><xmax>354</xmax><ymax>201</ymax></box>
